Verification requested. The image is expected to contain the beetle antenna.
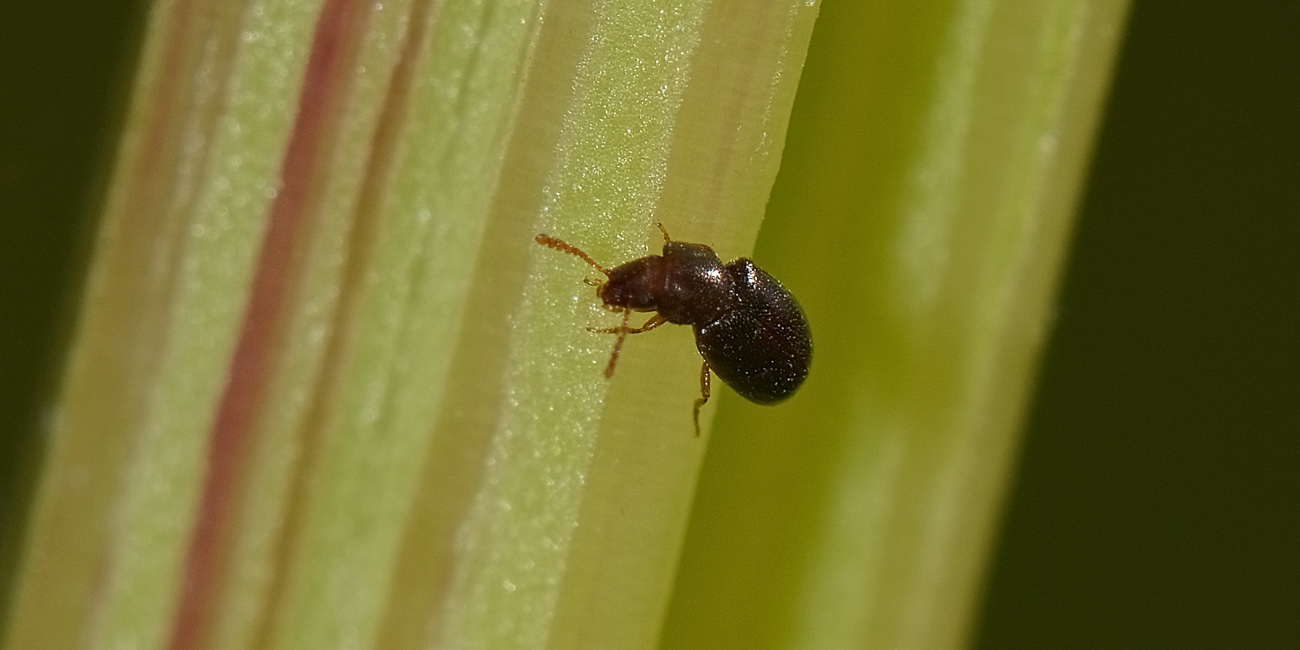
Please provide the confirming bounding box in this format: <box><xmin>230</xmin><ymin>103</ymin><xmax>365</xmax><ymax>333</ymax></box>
<box><xmin>655</xmin><ymin>222</ymin><xmax>672</xmax><ymax>243</ymax></box>
<box><xmin>535</xmin><ymin>234</ymin><xmax>610</xmax><ymax>275</ymax></box>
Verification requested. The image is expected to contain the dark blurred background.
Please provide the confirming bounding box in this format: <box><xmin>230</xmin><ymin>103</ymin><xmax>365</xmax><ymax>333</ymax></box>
<box><xmin>975</xmin><ymin>2</ymin><xmax>1299</xmax><ymax>648</ymax></box>
<box><xmin>0</xmin><ymin>0</ymin><xmax>145</xmax><ymax>591</ymax></box>
<box><xmin>1</xmin><ymin>1</ymin><xmax>1296</xmax><ymax>647</ymax></box>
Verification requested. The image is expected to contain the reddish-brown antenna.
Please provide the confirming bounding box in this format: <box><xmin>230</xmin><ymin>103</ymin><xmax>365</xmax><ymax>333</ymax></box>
<box><xmin>535</xmin><ymin>234</ymin><xmax>610</xmax><ymax>275</ymax></box>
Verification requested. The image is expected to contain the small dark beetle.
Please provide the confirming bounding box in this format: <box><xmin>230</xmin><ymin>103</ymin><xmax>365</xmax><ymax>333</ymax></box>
<box><xmin>536</xmin><ymin>224</ymin><xmax>811</xmax><ymax>435</ymax></box>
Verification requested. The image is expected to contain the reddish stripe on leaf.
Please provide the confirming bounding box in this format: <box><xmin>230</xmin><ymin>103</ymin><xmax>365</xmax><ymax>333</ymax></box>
<box><xmin>168</xmin><ymin>1</ymin><xmax>367</xmax><ymax>647</ymax></box>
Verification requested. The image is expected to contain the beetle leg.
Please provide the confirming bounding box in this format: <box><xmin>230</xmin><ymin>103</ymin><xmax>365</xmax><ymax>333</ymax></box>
<box><xmin>590</xmin><ymin>309</ymin><xmax>629</xmax><ymax>378</ymax></box>
<box><xmin>631</xmin><ymin>315</ymin><xmax>667</xmax><ymax>333</ymax></box>
<box><xmin>693</xmin><ymin>361</ymin><xmax>711</xmax><ymax>437</ymax></box>
<box><xmin>586</xmin><ymin>314</ymin><xmax>665</xmax><ymax>335</ymax></box>
<box><xmin>588</xmin><ymin>313</ymin><xmax>667</xmax><ymax>378</ymax></box>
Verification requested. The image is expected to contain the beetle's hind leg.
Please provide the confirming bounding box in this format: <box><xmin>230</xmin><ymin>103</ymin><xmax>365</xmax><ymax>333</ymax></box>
<box><xmin>693</xmin><ymin>361</ymin><xmax>711</xmax><ymax>437</ymax></box>
<box><xmin>588</xmin><ymin>312</ymin><xmax>667</xmax><ymax>378</ymax></box>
